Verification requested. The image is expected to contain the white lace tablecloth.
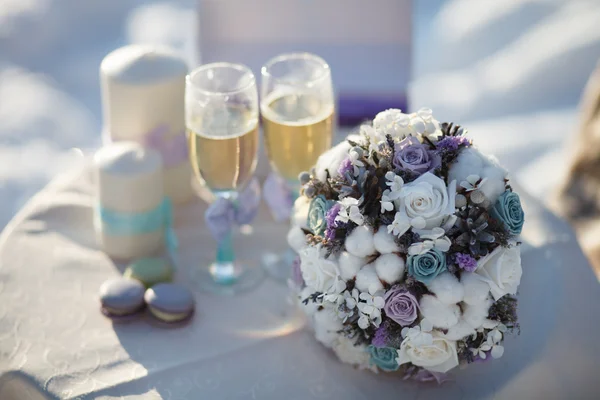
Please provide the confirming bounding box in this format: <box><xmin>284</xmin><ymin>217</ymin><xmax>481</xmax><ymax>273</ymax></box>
<box><xmin>0</xmin><ymin>162</ymin><xmax>599</xmax><ymax>400</ymax></box>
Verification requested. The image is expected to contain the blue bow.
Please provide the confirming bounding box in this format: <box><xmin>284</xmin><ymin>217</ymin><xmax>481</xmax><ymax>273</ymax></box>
<box><xmin>205</xmin><ymin>178</ymin><xmax>261</xmax><ymax>243</ymax></box>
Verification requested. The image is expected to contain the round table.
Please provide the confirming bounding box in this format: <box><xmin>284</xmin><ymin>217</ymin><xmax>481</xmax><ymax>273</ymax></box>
<box><xmin>0</xmin><ymin>165</ymin><xmax>599</xmax><ymax>400</ymax></box>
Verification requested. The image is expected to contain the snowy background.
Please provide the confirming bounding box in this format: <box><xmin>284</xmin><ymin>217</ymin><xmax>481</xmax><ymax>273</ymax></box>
<box><xmin>1</xmin><ymin>0</ymin><xmax>599</xmax><ymax>230</ymax></box>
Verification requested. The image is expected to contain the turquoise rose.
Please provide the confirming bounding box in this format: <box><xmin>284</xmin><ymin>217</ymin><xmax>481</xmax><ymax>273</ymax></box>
<box><xmin>367</xmin><ymin>345</ymin><xmax>399</xmax><ymax>371</ymax></box>
<box><xmin>491</xmin><ymin>191</ymin><xmax>524</xmax><ymax>235</ymax></box>
<box><xmin>307</xmin><ymin>195</ymin><xmax>335</xmax><ymax>236</ymax></box>
<box><xmin>407</xmin><ymin>249</ymin><xmax>447</xmax><ymax>285</ymax></box>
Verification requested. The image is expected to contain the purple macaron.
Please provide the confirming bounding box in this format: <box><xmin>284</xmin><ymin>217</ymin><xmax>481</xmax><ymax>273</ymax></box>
<box><xmin>144</xmin><ymin>283</ymin><xmax>195</xmax><ymax>324</ymax></box>
<box><xmin>99</xmin><ymin>278</ymin><xmax>146</xmax><ymax>319</ymax></box>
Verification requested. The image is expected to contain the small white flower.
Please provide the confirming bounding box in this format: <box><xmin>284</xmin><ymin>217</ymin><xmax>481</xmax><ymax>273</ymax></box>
<box><xmin>322</xmin><ymin>279</ymin><xmax>348</xmax><ymax>304</ymax></box>
<box><xmin>380</xmin><ymin>189</ymin><xmax>395</xmax><ymax>213</ymax></box>
<box><xmin>348</xmin><ymin>150</ymin><xmax>365</xmax><ymax>176</ymax></box>
<box><xmin>388</xmin><ymin>211</ymin><xmax>411</xmax><ymax>237</ymax></box>
<box><xmin>358</xmin><ymin>314</ymin><xmax>370</xmax><ymax>329</ymax></box>
<box><xmin>400</xmin><ymin>319</ymin><xmax>434</xmax><ymax>347</ymax></box>
<box><xmin>335</xmin><ymin>197</ymin><xmax>364</xmax><ymax>226</ymax></box>
<box><xmin>345</xmin><ymin>288</ymin><xmax>360</xmax><ymax>310</ymax></box>
<box><xmin>460</xmin><ymin>174</ymin><xmax>488</xmax><ymax>192</ymax></box>
<box><xmin>356</xmin><ymin>287</ymin><xmax>385</xmax><ymax>328</ymax></box>
<box><xmin>409</xmin><ymin>227</ymin><xmax>452</xmax><ymax>255</ymax></box>
<box><xmin>385</xmin><ymin>171</ymin><xmax>404</xmax><ymax>198</ymax></box>
<box><xmin>348</xmin><ymin>206</ymin><xmax>364</xmax><ymax>225</ymax></box>
<box><xmin>471</xmin><ymin>326</ymin><xmax>506</xmax><ymax>360</ymax></box>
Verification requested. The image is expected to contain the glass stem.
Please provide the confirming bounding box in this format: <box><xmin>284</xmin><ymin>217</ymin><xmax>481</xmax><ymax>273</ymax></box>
<box><xmin>216</xmin><ymin>231</ymin><xmax>235</xmax><ymax>264</ymax></box>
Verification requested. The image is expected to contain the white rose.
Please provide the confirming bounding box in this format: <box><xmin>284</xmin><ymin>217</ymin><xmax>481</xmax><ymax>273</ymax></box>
<box><xmin>448</xmin><ymin>147</ymin><xmax>508</xmax><ymax>204</ymax></box>
<box><xmin>396</xmin><ymin>331</ymin><xmax>459</xmax><ymax>373</ymax></box>
<box><xmin>299</xmin><ymin>245</ymin><xmax>341</xmax><ymax>294</ymax></box>
<box><xmin>393</xmin><ymin>172</ymin><xmax>457</xmax><ymax>234</ymax></box>
<box><xmin>314</xmin><ymin>134</ymin><xmax>364</xmax><ymax>182</ymax></box>
<box><xmin>475</xmin><ymin>245</ymin><xmax>522</xmax><ymax>301</ymax></box>
<box><xmin>332</xmin><ymin>336</ymin><xmax>375</xmax><ymax>371</ymax></box>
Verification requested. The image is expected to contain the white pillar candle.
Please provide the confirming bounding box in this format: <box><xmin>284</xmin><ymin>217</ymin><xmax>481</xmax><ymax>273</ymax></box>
<box><xmin>100</xmin><ymin>44</ymin><xmax>193</xmax><ymax>204</ymax></box>
<box><xmin>94</xmin><ymin>142</ymin><xmax>165</xmax><ymax>260</ymax></box>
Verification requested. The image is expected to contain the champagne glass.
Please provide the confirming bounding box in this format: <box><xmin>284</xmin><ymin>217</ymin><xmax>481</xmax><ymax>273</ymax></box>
<box><xmin>261</xmin><ymin>53</ymin><xmax>335</xmax><ymax>281</ymax></box>
<box><xmin>186</xmin><ymin>62</ymin><xmax>263</xmax><ymax>294</ymax></box>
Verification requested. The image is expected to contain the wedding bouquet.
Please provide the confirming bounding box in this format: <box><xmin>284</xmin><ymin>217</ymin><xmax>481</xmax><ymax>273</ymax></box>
<box><xmin>288</xmin><ymin>108</ymin><xmax>524</xmax><ymax>381</ymax></box>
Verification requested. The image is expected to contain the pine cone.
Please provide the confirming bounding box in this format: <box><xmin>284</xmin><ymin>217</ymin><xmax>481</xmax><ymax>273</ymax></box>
<box><xmin>453</xmin><ymin>206</ymin><xmax>496</xmax><ymax>257</ymax></box>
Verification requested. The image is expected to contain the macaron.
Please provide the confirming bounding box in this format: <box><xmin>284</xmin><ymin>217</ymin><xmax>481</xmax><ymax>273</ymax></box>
<box><xmin>123</xmin><ymin>257</ymin><xmax>173</xmax><ymax>288</ymax></box>
<box><xmin>144</xmin><ymin>283</ymin><xmax>195</xmax><ymax>323</ymax></box>
<box><xmin>99</xmin><ymin>278</ymin><xmax>145</xmax><ymax>318</ymax></box>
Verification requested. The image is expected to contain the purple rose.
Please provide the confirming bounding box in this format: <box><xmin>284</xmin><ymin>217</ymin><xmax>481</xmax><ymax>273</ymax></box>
<box><xmin>384</xmin><ymin>286</ymin><xmax>419</xmax><ymax>326</ymax></box>
<box><xmin>393</xmin><ymin>136</ymin><xmax>440</xmax><ymax>174</ymax></box>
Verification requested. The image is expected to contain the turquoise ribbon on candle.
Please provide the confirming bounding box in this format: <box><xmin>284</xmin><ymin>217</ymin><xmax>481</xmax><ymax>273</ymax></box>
<box><xmin>96</xmin><ymin>198</ymin><xmax>178</xmax><ymax>252</ymax></box>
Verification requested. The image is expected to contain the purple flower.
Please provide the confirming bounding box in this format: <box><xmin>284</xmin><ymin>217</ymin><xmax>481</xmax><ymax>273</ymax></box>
<box><xmin>455</xmin><ymin>253</ymin><xmax>477</xmax><ymax>272</ymax></box>
<box><xmin>372</xmin><ymin>324</ymin><xmax>389</xmax><ymax>348</ymax></box>
<box><xmin>436</xmin><ymin>136</ymin><xmax>470</xmax><ymax>152</ymax></box>
<box><xmin>337</xmin><ymin>158</ymin><xmax>353</xmax><ymax>176</ymax></box>
<box><xmin>384</xmin><ymin>286</ymin><xmax>419</xmax><ymax>326</ymax></box>
<box><xmin>393</xmin><ymin>136</ymin><xmax>440</xmax><ymax>174</ymax></box>
<box><xmin>324</xmin><ymin>203</ymin><xmax>342</xmax><ymax>240</ymax></box>
<box><xmin>291</xmin><ymin>256</ymin><xmax>304</xmax><ymax>288</ymax></box>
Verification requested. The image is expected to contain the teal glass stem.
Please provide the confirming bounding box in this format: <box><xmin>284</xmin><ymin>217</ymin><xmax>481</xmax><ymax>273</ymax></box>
<box><xmin>216</xmin><ymin>231</ymin><xmax>235</xmax><ymax>264</ymax></box>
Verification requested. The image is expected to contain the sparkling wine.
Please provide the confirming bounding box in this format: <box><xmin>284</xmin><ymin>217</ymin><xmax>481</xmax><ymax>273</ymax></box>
<box><xmin>261</xmin><ymin>93</ymin><xmax>334</xmax><ymax>182</ymax></box>
<box><xmin>187</xmin><ymin>106</ymin><xmax>259</xmax><ymax>193</ymax></box>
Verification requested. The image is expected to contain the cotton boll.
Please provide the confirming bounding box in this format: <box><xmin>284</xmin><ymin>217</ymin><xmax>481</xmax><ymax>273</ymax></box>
<box><xmin>313</xmin><ymin>307</ymin><xmax>343</xmax><ymax>348</ymax></box>
<box><xmin>427</xmin><ymin>272</ymin><xmax>464</xmax><ymax>305</ymax></box>
<box><xmin>374</xmin><ymin>253</ymin><xmax>405</xmax><ymax>285</ymax></box>
<box><xmin>448</xmin><ymin>148</ymin><xmax>484</xmax><ymax>184</ymax></box>
<box><xmin>448</xmin><ymin>148</ymin><xmax>508</xmax><ymax>204</ymax></box>
<box><xmin>345</xmin><ymin>226</ymin><xmax>376</xmax><ymax>258</ymax></box>
<box><xmin>419</xmin><ymin>294</ymin><xmax>460</xmax><ymax>329</ymax></box>
<box><xmin>291</xmin><ymin>196</ymin><xmax>310</xmax><ymax>229</ymax></box>
<box><xmin>314</xmin><ymin>135</ymin><xmax>363</xmax><ymax>182</ymax></box>
<box><xmin>332</xmin><ymin>336</ymin><xmax>373</xmax><ymax>371</ymax></box>
<box><xmin>339</xmin><ymin>252</ymin><xmax>366</xmax><ymax>281</ymax></box>
<box><xmin>461</xmin><ymin>273</ymin><xmax>491</xmax><ymax>306</ymax></box>
<box><xmin>442</xmin><ymin>319</ymin><xmax>476</xmax><ymax>341</ymax></box>
<box><xmin>463</xmin><ymin>297</ymin><xmax>493</xmax><ymax>329</ymax></box>
<box><xmin>373</xmin><ymin>228</ymin><xmax>400</xmax><ymax>254</ymax></box>
<box><xmin>287</xmin><ymin>226</ymin><xmax>307</xmax><ymax>253</ymax></box>
<box><xmin>479</xmin><ymin>161</ymin><xmax>508</xmax><ymax>204</ymax></box>
<box><xmin>355</xmin><ymin>264</ymin><xmax>384</xmax><ymax>293</ymax></box>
